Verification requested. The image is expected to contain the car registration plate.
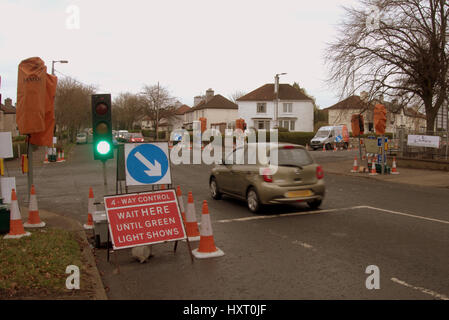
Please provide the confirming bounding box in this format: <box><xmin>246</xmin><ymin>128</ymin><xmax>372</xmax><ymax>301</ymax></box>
<box><xmin>286</xmin><ymin>190</ymin><xmax>313</xmax><ymax>198</ymax></box>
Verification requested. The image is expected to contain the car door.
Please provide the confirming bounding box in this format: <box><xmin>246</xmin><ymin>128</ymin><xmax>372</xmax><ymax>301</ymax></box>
<box><xmin>230</xmin><ymin>147</ymin><xmax>257</xmax><ymax>197</ymax></box>
<box><xmin>216</xmin><ymin>149</ymin><xmax>237</xmax><ymax>194</ymax></box>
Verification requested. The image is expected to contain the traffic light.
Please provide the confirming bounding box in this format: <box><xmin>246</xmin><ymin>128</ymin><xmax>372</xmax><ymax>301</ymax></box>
<box><xmin>92</xmin><ymin>94</ymin><xmax>113</xmax><ymax>161</ymax></box>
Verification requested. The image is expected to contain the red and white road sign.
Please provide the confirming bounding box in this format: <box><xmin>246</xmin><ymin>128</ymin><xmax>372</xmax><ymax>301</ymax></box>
<box><xmin>104</xmin><ymin>190</ymin><xmax>186</xmax><ymax>250</ymax></box>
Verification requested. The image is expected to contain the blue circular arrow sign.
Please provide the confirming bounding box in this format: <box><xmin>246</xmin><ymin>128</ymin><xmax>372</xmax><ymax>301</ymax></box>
<box><xmin>126</xmin><ymin>144</ymin><xmax>169</xmax><ymax>184</ymax></box>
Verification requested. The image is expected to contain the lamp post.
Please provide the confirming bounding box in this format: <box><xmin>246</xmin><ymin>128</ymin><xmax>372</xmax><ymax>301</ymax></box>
<box><xmin>51</xmin><ymin>60</ymin><xmax>68</xmax><ymax>75</ymax></box>
<box><xmin>274</xmin><ymin>73</ymin><xmax>287</xmax><ymax>128</ymax></box>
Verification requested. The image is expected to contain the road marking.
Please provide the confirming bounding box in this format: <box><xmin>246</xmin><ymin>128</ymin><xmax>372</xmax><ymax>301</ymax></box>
<box><xmin>364</xmin><ymin>206</ymin><xmax>449</xmax><ymax>225</ymax></box>
<box><xmin>215</xmin><ymin>205</ymin><xmax>449</xmax><ymax>226</ymax></box>
<box><xmin>391</xmin><ymin>277</ymin><xmax>449</xmax><ymax>300</ymax></box>
<box><xmin>292</xmin><ymin>240</ymin><xmax>315</xmax><ymax>250</ymax></box>
<box><xmin>216</xmin><ymin>206</ymin><xmax>365</xmax><ymax>223</ymax></box>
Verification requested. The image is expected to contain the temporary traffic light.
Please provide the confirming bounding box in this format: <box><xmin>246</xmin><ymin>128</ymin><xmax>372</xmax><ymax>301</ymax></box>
<box><xmin>92</xmin><ymin>94</ymin><xmax>113</xmax><ymax>161</ymax></box>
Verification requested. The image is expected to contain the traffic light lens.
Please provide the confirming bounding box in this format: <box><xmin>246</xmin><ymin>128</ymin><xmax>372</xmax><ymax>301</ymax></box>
<box><xmin>96</xmin><ymin>103</ymin><xmax>108</xmax><ymax>115</ymax></box>
<box><xmin>96</xmin><ymin>122</ymin><xmax>108</xmax><ymax>134</ymax></box>
<box><xmin>96</xmin><ymin>141</ymin><xmax>111</xmax><ymax>155</ymax></box>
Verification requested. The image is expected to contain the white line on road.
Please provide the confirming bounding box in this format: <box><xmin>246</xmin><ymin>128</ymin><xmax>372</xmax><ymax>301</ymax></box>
<box><xmin>364</xmin><ymin>206</ymin><xmax>449</xmax><ymax>225</ymax></box>
<box><xmin>215</xmin><ymin>206</ymin><xmax>366</xmax><ymax>224</ymax></box>
<box><xmin>215</xmin><ymin>205</ymin><xmax>449</xmax><ymax>226</ymax></box>
<box><xmin>391</xmin><ymin>277</ymin><xmax>449</xmax><ymax>300</ymax></box>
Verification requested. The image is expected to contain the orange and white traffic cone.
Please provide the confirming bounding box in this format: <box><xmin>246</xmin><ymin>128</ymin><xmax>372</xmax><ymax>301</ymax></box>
<box><xmin>351</xmin><ymin>156</ymin><xmax>359</xmax><ymax>173</ymax></box>
<box><xmin>176</xmin><ymin>186</ymin><xmax>186</xmax><ymax>223</ymax></box>
<box><xmin>4</xmin><ymin>189</ymin><xmax>31</xmax><ymax>239</ymax></box>
<box><xmin>44</xmin><ymin>149</ymin><xmax>49</xmax><ymax>164</ymax></box>
<box><xmin>24</xmin><ymin>185</ymin><xmax>45</xmax><ymax>228</ymax></box>
<box><xmin>60</xmin><ymin>150</ymin><xmax>66</xmax><ymax>162</ymax></box>
<box><xmin>83</xmin><ymin>187</ymin><xmax>95</xmax><ymax>230</ymax></box>
<box><xmin>56</xmin><ymin>151</ymin><xmax>62</xmax><ymax>162</ymax></box>
<box><xmin>391</xmin><ymin>157</ymin><xmax>400</xmax><ymax>175</ymax></box>
<box><xmin>322</xmin><ymin>144</ymin><xmax>326</xmax><ymax>152</ymax></box>
<box><xmin>369</xmin><ymin>157</ymin><xmax>378</xmax><ymax>176</ymax></box>
<box><xmin>184</xmin><ymin>191</ymin><xmax>200</xmax><ymax>241</ymax></box>
<box><xmin>192</xmin><ymin>200</ymin><xmax>224</xmax><ymax>259</ymax></box>
<box><xmin>333</xmin><ymin>143</ymin><xmax>337</xmax><ymax>152</ymax></box>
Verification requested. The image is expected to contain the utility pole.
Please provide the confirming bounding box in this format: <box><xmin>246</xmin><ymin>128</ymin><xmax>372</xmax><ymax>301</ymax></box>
<box><xmin>274</xmin><ymin>73</ymin><xmax>286</xmax><ymax>128</ymax></box>
<box><xmin>156</xmin><ymin>82</ymin><xmax>160</xmax><ymax>141</ymax></box>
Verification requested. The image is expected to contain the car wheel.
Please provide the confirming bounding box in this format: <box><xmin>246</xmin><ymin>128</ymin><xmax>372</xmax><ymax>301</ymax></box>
<box><xmin>307</xmin><ymin>199</ymin><xmax>322</xmax><ymax>210</ymax></box>
<box><xmin>210</xmin><ymin>177</ymin><xmax>222</xmax><ymax>200</ymax></box>
<box><xmin>246</xmin><ymin>187</ymin><xmax>261</xmax><ymax>213</ymax></box>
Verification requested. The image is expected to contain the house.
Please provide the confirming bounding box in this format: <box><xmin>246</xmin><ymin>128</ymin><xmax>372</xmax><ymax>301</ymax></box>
<box><xmin>324</xmin><ymin>93</ymin><xmax>427</xmax><ymax>133</ymax></box>
<box><xmin>183</xmin><ymin>89</ymin><xmax>239</xmax><ymax>133</ymax></box>
<box><xmin>236</xmin><ymin>83</ymin><xmax>314</xmax><ymax>132</ymax></box>
<box><xmin>141</xmin><ymin>103</ymin><xmax>191</xmax><ymax>132</ymax></box>
<box><xmin>0</xmin><ymin>98</ymin><xmax>19</xmax><ymax>137</ymax></box>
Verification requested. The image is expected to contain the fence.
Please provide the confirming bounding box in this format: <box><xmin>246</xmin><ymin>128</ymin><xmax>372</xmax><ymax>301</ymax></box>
<box><xmin>393</xmin><ymin>128</ymin><xmax>449</xmax><ymax>160</ymax></box>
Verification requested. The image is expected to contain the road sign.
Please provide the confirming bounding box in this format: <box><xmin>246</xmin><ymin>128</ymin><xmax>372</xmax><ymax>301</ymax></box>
<box><xmin>104</xmin><ymin>190</ymin><xmax>186</xmax><ymax>250</ymax></box>
<box><xmin>125</xmin><ymin>143</ymin><xmax>171</xmax><ymax>186</ymax></box>
<box><xmin>377</xmin><ymin>137</ymin><xmax>388</xmax><ymax>147</ymax></box>
<box><xmin>335</xmin><ymin>135</ymin><xmax>343</xmax><ymax>143</ymax></box>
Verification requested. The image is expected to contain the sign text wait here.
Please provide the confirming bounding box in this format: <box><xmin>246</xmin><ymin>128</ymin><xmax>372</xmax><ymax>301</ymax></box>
<box><xmin>104</xmin><ymin>190</ymin><xmax>186</xmax><ymax>250</ymax></box>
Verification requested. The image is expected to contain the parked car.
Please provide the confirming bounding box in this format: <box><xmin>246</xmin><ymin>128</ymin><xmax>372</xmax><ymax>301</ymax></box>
<box><xmin>129</xmin><ymin>132</ymin><xmax>144</xmax><ymax>143</ymax></box>
<box><xmin>209</xmin><ymin>143</ymin><xmax>325</xmax><ymax>213</ymax></box>
<box><xmin>76</xmin><ymin>132</ymin><xmax>87</xmax><ymax>144</ymax></box>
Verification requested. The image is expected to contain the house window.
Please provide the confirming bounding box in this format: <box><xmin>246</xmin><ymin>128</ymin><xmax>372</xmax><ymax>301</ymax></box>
<box><xmin>255</xmin><ymin>120</ymin><xmax>270</xmax><ymax>129</ymax></box>
<box><xmin>283</xmin><ymin>103</ymin><xmax>292</xmax><ymax>113</ymax></box>
<box><xmin>280</xmin><ymin>120</ymin><xmax>296</xmax><ymax>131</ymax></box>
<box><xmin>257</xmin><ymin>103</ymin><xmax>267</xmax><ymax>113</ymax></box>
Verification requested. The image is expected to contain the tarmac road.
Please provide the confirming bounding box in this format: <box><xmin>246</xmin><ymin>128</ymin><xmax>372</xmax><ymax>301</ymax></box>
<box><xmin>5</xmin><ymin>144</ymin><xmax>449</xmax><ymax>299</ymax></box>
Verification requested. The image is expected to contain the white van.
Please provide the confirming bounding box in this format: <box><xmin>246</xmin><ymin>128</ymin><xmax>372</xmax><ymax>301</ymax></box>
<box><xmin>310</xmin><ymin>125</ymin><xmax>349</xmax><ymax>150</ymax></box>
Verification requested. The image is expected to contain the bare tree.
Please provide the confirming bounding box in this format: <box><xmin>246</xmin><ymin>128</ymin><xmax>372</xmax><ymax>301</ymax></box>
<box><xmin>326</xmin><ymin>0</ymin><xmax>449</xmax><ymax>133</ymax></box>
<box><xmin>140</xmin><ymin>84</ymin><xmax>177</xmax><ymax>135</ymax></box>
<box><xmin>55</xmin><ymin>77</ymin><xmax>96</xmax><ymax>142</ymax></box>
<box><xmin>228</xmin><ymin>90</ymin><xmax>247</xmax><ymax>103</ymax></box>
<box><xmin>113</xmin><ymin>93</ymin><xmax>145</xmax><ymax>130</ymax></box>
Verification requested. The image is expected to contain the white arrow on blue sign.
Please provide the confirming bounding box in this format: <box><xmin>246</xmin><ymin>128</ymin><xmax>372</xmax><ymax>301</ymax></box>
<box><xmin>125</xmin><ymin>143</ymin><xmax>171</xmax><ymax>186</ymax></box>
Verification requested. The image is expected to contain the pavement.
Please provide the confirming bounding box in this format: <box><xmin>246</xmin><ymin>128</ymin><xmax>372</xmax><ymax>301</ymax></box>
<box><xmin>320</xmin><ymin>156</ymin><xmax>449</xmax><ymax>188</ymax></box>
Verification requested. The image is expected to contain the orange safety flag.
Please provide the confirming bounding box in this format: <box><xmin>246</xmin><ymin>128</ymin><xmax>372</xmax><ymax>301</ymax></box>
<box><xmin>16</xmin><ymin>57</ymin><xmax>48</xmax><ymax>134</ymax></box>
<box><xmin>29</xmin><ymin>73</ymin><xmax>58</xmax><ymax>146</ymax></box>
<box><xmin>373</xmin><ymin>104</ymin><xmax>387</xmax><ymax>135</ymax></box>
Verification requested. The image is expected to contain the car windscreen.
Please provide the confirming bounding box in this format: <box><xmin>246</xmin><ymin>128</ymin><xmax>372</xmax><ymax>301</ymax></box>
<box><xmin>277</xmin><ymin>148</ymin><xmax>313</xmax><ymax>167</ymax></box>
<box><xmin>314</xmin><ymin>130</ymin><xmax>329</xmax><ymax>138</ymax></box>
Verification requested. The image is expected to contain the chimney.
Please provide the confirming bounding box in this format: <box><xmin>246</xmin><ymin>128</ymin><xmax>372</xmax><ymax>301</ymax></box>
<box><xmin>360</xmin><ymin>91</ymin><xmax>368</xmax><ymax>102</ymax></box>
<box><xmin>194</xmin><ymin>96</ymin><xmax>203</xmax><ymax>106</ymax></box>
<box><xmin>5</xmin><ymin>98</ymin><xmax>12</xmax><ymax>107</ymax></box>
<box><xmin>205</xmin><ymin>88</ymin><xmax>214</xmax><ymax>102</ymax></box>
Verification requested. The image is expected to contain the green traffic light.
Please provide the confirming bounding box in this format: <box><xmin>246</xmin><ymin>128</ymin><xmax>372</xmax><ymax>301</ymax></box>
<box><xmin>96</xmin><ymin>140</ymin><xmax>111</xmax><ymax>155</ymax></box>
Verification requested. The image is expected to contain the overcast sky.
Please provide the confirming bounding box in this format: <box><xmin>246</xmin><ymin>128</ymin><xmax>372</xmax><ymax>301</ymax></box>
<box><xmin>0</xmin><ymin>0</ymin><xmax>360</xmax><ymax>109</ymax></box>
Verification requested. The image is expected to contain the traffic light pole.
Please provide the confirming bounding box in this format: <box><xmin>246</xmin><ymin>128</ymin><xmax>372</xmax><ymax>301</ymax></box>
<box><xmin>102</xmin><ymin>160</ymin><xmax>108</xmax><ymax>196</ymax></box>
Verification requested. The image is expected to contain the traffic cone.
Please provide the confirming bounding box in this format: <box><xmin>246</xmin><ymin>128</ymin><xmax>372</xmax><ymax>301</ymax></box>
<box><xmin>391</xmin><ymin>157</ymin><xmax>400</xmax><ymax>175</ymax></box>
<box><xmin>24</xmin><ymin>185</ymin><xmax>45</xmax><ymax>228</ymax></box>
<box><xmin>192</xmin><ymin>200</ymin><xmax>224</xmax><ymax>259</ymax></box>
<box><xmin>4</xmin><ymin>189</ymin><xmax>31</xmax><ymax>239</ymax></box>
<box><xmin>333</xmin><ymin>143</ymin><xmax>337</xmax><ymax>152</ymax></box>
<box><xmin>176</xmin><ymin>186</ymin><xmax>186</xmax><ymax>223</ymax></box>
<box><xmin>43</xmin><ymin>150</ymin><xmax>49</xmax><ymax>164</ymax></box>
<box><xmin>57</xmin><ymin>151</ymin><xmax>62</xmax><ymax>162</ymax></box>
<box><xmin>351</xmin><ymin>156</ymin><xmax>359</xmax><ymax>173</ymax></box>
<box><xmin>369</xmin><ymin>157</ymin><xmax>378</xmax><ymax>176</ymax></box>
<box><xmin>322</xmin><ymin>144</ymin><xmax>326</xmax><ymax>152</ymax></box>
<box><xmin>83</xmin><ymin>187</ymin><xmax>95</xmax><ymax>230</ymax></box>
<box><xmin>61</xmin><ymin>150</ymin><xmax>66</xmax><ymax>162</ymax></box>
<box><xmin>185</xmin><ymin>191</ymin><xmax>200</xmax><ymax>241</ymax></box>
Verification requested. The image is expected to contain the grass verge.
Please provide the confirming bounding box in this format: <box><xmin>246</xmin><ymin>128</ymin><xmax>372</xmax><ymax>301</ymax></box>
<box><xmin>0</xmin><ymin>228</ymin><xmax>86</xmax><ymax>298</ymax></box>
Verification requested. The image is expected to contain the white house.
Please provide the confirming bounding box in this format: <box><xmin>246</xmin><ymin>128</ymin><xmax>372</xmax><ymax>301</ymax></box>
<box><xmin>236</xmin><ymin>83</ymin><xmax>314</xmax><ymax>132</ymax></box>
<box><xmin>184</xmin><ymin>89</ymin><xmax>239</xmax><ymax>133</ymax></box>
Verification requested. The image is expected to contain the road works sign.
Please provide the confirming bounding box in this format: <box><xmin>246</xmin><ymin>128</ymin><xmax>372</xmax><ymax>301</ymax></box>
<box><xmin>125</xmin><ymin>143</ymin><xmax>171</xmax><ymax>186</ymax></box>
<box><xmin>104</xmin><ymin>190</ymin><xmax>186</xmax><ymax>250</ymax></box>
